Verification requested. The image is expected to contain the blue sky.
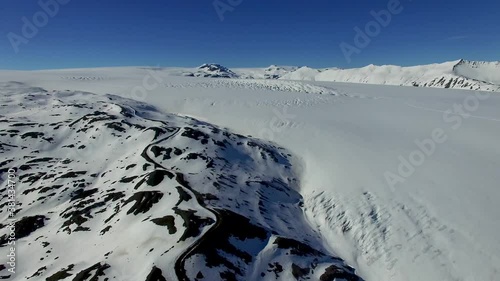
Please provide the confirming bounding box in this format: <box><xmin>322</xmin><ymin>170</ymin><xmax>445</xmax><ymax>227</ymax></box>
<box><xmin>0</xmin><ymin>0</ymin><xmax>498</xmax><ymax>70</ymax></box>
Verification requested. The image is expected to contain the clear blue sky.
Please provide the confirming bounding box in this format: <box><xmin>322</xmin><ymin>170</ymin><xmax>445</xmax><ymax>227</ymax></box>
<box><xmin>0</xmin><ymin>0</ymin><xmax>498</xmax><ymax>70</ymax></box>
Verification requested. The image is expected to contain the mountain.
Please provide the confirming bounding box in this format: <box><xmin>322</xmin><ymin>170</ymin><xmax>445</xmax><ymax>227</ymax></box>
<box><xmin>278</xmin><ymin>67</ymin><xmax>324</xmax><ymax>81</ymax></box>
<box><xmin>233</xmin><ymin>65</ymin><xmax>299</xmax><ymax>79</ymax></box>
<box><xmin>181</xmin><ymin>63</ymin><xmax>238</xmax><ymax>78</ymax></box>
<box><xmin>168</xmin><ymin>60</ymin><xmax>500</xmax><ymax>92</ymax></box>
<box><xmin>0</xmin><ymin>82</ymin><xmax>362</xmax><ymax>281</ymax></box>
<box><xmin>452</xmin><ymin>59</ymin><xmax>500</xmax><ymax>85</ymax></box>
<box><xmin>280</xmin><ymin>59</ymin><xmax>500</xmax><ymax>92</ymax></box>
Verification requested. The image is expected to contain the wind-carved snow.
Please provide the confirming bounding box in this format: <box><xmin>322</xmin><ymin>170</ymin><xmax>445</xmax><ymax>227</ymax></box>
<box><xmin>164</xmin><ymin>78</ymin><xmax>340</xmax><ymax>95</ymax></box>
<box><xmin>0</xmin><ymin>82</ymin><xmax>362</xmax><ymax>281</ymax></box>
<box><xmin>303</xmin><ymin>191</ymin><xmax>465</xmax><ymax>279</ymax></box>
<box><xmin>61</xmin><ymin>76</ymin><xmax>108</xmax><ymax>81</ymax></box>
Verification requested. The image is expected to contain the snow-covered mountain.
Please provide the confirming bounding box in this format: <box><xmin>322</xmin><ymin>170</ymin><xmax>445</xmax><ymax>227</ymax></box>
<box><xmin>278</xmin><ymin>67</ymin><xmax>324</xmax><ymax>81</ymax></box>
<box><xmin>181</xmin><ymin>63</ymin><xmax>238</xmax><ymax>78</ymax></box>
<box><xmin>0</xmin><ymin>82</ymin><xmax>362</xmax><ymax>281</ymax></box>
<box><xmin>280</xmin><ymin>59</ymin><xmax>500</xmax><ymax>92</ymax></box>
<box><xmin>233</xmin><ymin>65</ymin><xmax>299</xmax><ymax>80</ymax></box>
<box><xmin>165</xmin><ymin>64</ymin><xmax>296</xmax><ymax>80</ymax></box>
<box><xmin>164</xmin><ymin>60</ymin><xmax>500</xmax><ymax>92</ymax></box>
<box><xmin>452</xmin><ymin>59</ymin><xmax>500</xmax><ymax>85</ymax></box>
<box><xmin>175</xmin><ymin>64</ymin><xmax>298</xmax><ymax>80</ymax></box>
<box><xmin>1</xmin><ymin>66</ymin><xmax>500</xmax><ymax>281</ymax></box>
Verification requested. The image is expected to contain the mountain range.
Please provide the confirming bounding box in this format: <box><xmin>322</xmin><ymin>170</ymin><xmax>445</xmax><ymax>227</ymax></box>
<box><xmin>174</xmin><ymin>60</ymin><xmax>500</xmax><ymax>92</ymax></box>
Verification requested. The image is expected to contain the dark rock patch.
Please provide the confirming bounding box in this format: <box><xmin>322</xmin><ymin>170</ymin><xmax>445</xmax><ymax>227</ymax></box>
<box><xmin>174</xmin><ymin>208</ymin><xmax>214</xmax><ymax>242</ymax></box>
<box><xmin>125</xmin><ymin>164</ymin><xmax>136</xmax><ymax>170</ymax></box>
<box><xmin>120</xmin><ymin>175</ymin><xmax>138</xmax><ymax>183</ymax></box>
<box><xmin>274</xmin><ymin>237</ymin><xmax>323</xmax><ymax>257</ymax></box>
<box><xmin>70</xmin><ymin>188</ymin><xmax>98</xmax><ymax>202</ymax></box>
<box><xmin>268</xmin><ymin>262</ymin><xmax>284</xmax><ymax>279</ymax></box>
<box><xmin>146</xmin><ymin>170</ymin><xmax>174</xmax><ymax>186</ymax></box>
<box><xmin>46</xmin><ymin>264</ymin><xmax>74</xmax><ymax>281</ymax></box>
<box><xmin>124</xmin><ymin>191</ymin><xmax>164</xmax><ymax>215</ymax></box>
<box><xmin>184</xmin><ymin>209</ymin><xmax>267</xmax><ymax>278</ymax></box>
<box><xmin>72</xmin><ymin>262</ymin><xmax>110</xmax><ymax>281</ymax></box>
<box><xmin>174</xmin><ymin>186</ymin><xmax>192</xmax><ymax>206</ymax></box>
<box><xmin>57</xmin><ymin>171</ymin><xmax>86</xmax><ymax>179</ymax></box>
<box><xmin>0</xmin><ymin>215</ymin><xmax>47</xmax><ymax>245</ymax></box>
<box><xmin>144</xmin><ymin>266</ymin><xmax>167</xmax><ymax>281</ymax></box>
<box><xmin>21</xmin><ymin>132</ymin><xmax>44</xmax><ymax>139</ymax></box>
<box><xmin>103</xmin><ymin>191</ymin><xmax>126</xmax><ymax>202</ymax></box>
<box><xmin>100</xmin><ymin>226</ymin><xmax>112</xmax><ymax>235</ymax></box>
<box><xmin>181</xmin><ymin>127</ymin><xmax>209</xmax><ymax>144</ymax></box>
<box><xmin>151</xmin><ymin>215</ymin><xmax>177</xmax><ymax>234</ymax></box>
<box><xmin>320</xmin><ymin>265</ymin><xmax>360</xmax><ymax>281</ymax></box>
<box><xmin>27</xmin><ymin>266</ymin><xmax>47</xmax><ymax>279</ymax></box>
<box><xmin>291</xmin><ymin>263</ymin><xmax>310</xmax><ymax>280</ymax></box>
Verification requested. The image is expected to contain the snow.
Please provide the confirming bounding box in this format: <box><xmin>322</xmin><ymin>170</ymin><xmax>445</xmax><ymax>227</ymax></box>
<box><xmin>281</xmin><ymin>60</ymin><xmax>500</xmax><ymax>92</ymax></box>
<box><xmin>280</xmin><ymin>66</ymin><xmax>322</xmax><ymax>81</ymax></box>
<box><xmin>232</xmin><ymin>65</ymin><xmax>299</xmax><ymax>79</ymax></box>
<box><xmin>453</xmin><ymin>59</ymin><xmax>500</xmax><ymax>85</ymax></box>
<box><xmin>1</xmin><ymin>66</ymin><xmax>499</xmax><ymax>281</ymax></box>
<box><xmin>8</xmin><ymin>59</ymin><xmax>499</xmax><ymax>92</ymax></box>
<box><xmin>315</xmin><ymin>60</ymin><xmax>459</xmax><ymax>82</ymax></box>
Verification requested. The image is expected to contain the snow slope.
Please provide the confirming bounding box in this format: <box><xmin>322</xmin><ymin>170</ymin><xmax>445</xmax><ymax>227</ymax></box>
<box><xmin>281</xmin><ymin>60</ymin><xmax>500</xmax><ymax>92</ymax></box>
<box><xmin>453</xmin><ymin>59</ymin><xmax>500</xmax><ymax>85</ymax></box>
<box><xmin>0</xmin><ymin>82</ymin><xmax>360</xmax><ymax>281</ymax></box>
<box><xmin>1</xmin><ymin>68</ymin><xmax>499</xmax><ymax>281</ymax></box>
<box><xmin>279</xmin><ymin>67</ymin><xmax>323</xmax><ymax>81</ymax></box>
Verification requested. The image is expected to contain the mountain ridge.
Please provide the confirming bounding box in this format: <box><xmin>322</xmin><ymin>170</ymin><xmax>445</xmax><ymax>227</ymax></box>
<box><xmin>135</xmin><ymin>59</ymin><xmax>500</xmax><ymax>92</ymax></box>
<box><xmin>0</xmin><ymin>82</ymin><xmax>363</xmax><ymax>281</ymax></box>
<box><xmin>279</xmin><ymin>59</ymin><xmax>500</xmax><ymax>92</ymax></box>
